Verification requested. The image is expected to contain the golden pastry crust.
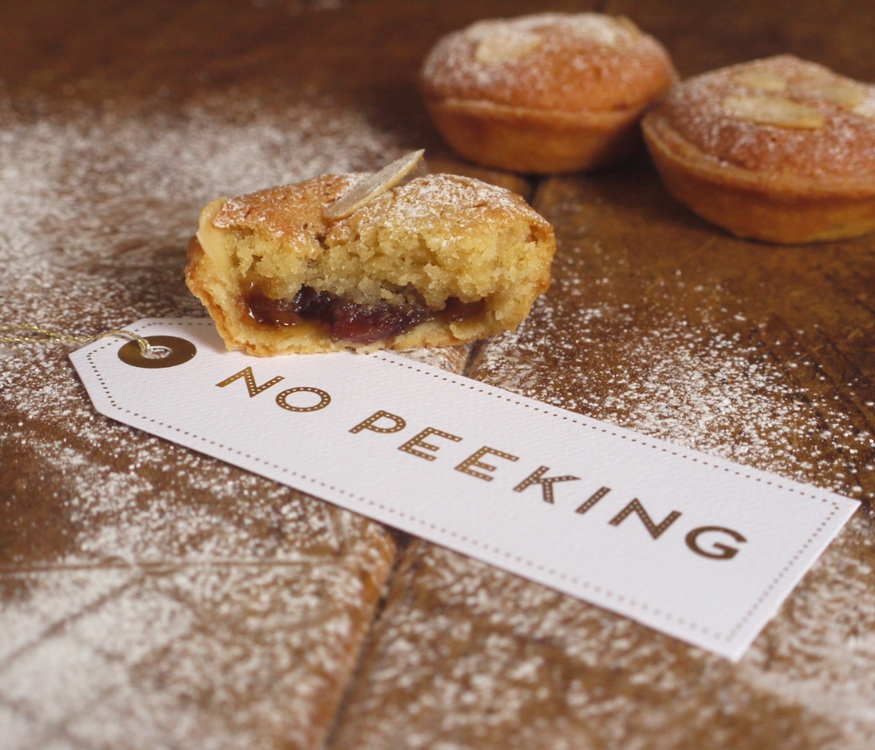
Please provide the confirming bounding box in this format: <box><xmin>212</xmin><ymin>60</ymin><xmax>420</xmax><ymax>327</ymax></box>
<box><xmin>185</xmin><ymin>172</ymin><xmax>555</xmax><ymax>355</ymax></box>
<box><xmin>420</xmin><ymin>13</ymin><xmax>677</xmax><ymax>173</ymax></box>
<box><xmin>642</xmin><ymin>55</ymin><xmax>875</xmax><ymax>243</ymax></box>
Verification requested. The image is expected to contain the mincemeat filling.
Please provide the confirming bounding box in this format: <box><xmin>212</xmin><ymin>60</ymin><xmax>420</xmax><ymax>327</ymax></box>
<box><xmin>244</xmin><ymin>285</ymin><xmax>485</xmax><ymax>344</ymax></box>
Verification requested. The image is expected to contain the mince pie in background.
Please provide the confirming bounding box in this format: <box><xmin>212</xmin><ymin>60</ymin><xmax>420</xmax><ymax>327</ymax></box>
<box><xmin>419</xmin><ymin>12</ymin><xmax>678</xmax><ymax>174</ymax></box>
<box><xmin>185</xmin><ymin>153</ymin><xmax>555</xmax><ymax>355</ymax></box>
<box><xmin>642</xmin><ymin>55</ymin><xmax>875</xmax><ymax>243</ymax></box>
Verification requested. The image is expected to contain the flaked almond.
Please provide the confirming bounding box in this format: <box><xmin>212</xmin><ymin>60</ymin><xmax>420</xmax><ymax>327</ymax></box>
<box><xmin>853</xmin><ymin>96</ymin><xmax>875</xmax><ymax>120</ymax></box>
<box><xmin>472</xmin><ymin>28</ymin><xmax>544</xmax><ymax>64</ymax></box>
<box><xmin>731</xmin><ymin>70</ymin><xmax>787</xmax><ymax>92</ymax></box>
<box><xmin>566</xmin><ymin>14</ymin><xmax>623</xmax><ymax>46</ymax></box>
<box><xmin>614</xmin><ymin>15</ymin><xmax>642</xmax><ymax>39</ymax></box>
<box><xmin>815</xmin><ymin>83</ymin><xmax>866</xmax><ymax>108</ymax></box>
<box><xmin>197</xmin><ymin>198</ymin><xmax>232</xmax><ymax>282</ymax></box>
<box><xmin>722</xmin><ymin>95</ymin><xmax>826</xmax><ymax>129</ymax></box>
<box><xmin>323</xmin><ymin>150</ymin><xmax>424</xmax><ymax>220</ymax></box>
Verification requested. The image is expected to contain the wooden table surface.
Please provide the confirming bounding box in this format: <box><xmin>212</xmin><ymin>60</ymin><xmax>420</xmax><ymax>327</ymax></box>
<box><xmin>1</xmin><ymin>1</ymin><xmax>874</xmax><ymax>748</ymax></box>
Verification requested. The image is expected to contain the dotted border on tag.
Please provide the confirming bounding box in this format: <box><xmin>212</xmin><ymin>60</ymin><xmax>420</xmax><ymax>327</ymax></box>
<box><xmin>79</xmin><ymin>319</ymin><xmax>853</xmax><ymax>647</ymax></box>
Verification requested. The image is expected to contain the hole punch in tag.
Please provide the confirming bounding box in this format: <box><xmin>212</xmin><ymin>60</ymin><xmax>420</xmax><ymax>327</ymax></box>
<box><xmin>118</xmin><ymin>335</ymin><xmax>197</xmax><ymax>369</ymax></box>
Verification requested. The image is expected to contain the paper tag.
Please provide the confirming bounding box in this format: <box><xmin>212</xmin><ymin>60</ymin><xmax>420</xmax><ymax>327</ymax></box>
<box><xmin>70</xmin><ymin>319</ymin><xmax>858</xmax><ymax>660</ymax></box>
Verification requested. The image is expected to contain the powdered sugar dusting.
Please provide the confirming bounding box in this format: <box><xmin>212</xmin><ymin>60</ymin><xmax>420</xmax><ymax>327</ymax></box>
<box><xmin>660</xmin><ymin>55</ymin><xmax>875</xmax><ymax>178</ymax></box>
<box><xmin>0</xmin><ymin>95</ymin><xmax>413</xmax><ymax>748</ymax></box>
<box><xmin>421</xmin><ymin>12</ymin><xmax>674</xmax><ymax>112</ymax></box>
<box><xmin>474</xmin><ymin>284</ymin><xmax>871</xmax><ymax>497</ymax></box>
<box><xmin>854</xmin><ymin>93</ymin><xmax>875</xmax><ymax>120</ymax></box>
<box><xmin>367</xmin><ymin>172</ymin><xmax>542</xmax><ymax>232</ymax></box>
<box><xmin>464</xmin><ymin>13</ymin><xmax>620</xmax><ymax>67</ymax></box>
<box><xmin>331</xmin><ymin>522</ymin><xmax>875</xmax><ymax>748</ymax></box>
<box><xmin>466</xmin><ymin>13</ymin><xmax>625</xmax><ymax>50</ymax></box>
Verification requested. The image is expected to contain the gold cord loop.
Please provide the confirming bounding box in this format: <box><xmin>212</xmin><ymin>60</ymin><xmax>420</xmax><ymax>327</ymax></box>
<box><xmin>0</xmin><ymin>324</ymin><xmax>154</xmax><ymax>355</ymax></box>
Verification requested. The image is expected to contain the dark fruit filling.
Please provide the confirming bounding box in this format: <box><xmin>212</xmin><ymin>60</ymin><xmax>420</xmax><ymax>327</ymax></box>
<box><xmin>245</xmin><ymin>285</ymin><xmax>485</xmax><ymax>344</ymax></box>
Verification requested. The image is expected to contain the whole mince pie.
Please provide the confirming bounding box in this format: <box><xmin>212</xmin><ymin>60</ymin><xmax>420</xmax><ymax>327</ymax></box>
<box><xmin>420</xmin><ymin>13</ymin><xmax>678</xmax><ymax>174</ymax></box>
<box><xmin>642</xmin><ymin>55</ymin><xmax>875</xmax><ymax>243</ymax></box>
<box><xmin>185</xmin><ymin>152</ymin><xmax>556</xmax><ymax>354</ymax></box>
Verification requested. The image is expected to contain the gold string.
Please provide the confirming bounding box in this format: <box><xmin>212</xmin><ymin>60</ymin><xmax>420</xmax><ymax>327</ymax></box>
<box><xmin>0</xmin><ymin>324</ymin><xmax>154</xmax><ymax>355</ymax></box>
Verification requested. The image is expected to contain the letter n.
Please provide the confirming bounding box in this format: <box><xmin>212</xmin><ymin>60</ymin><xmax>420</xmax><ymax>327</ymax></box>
<box><xmin>216</xmin><ymin>366</ymin><xmax>283</xmax><ymax>397</ymax></box>
<box><xmin>609</xmin><ymin>499</ymin><xmax>681</xmax><ymax>540</ymax></box>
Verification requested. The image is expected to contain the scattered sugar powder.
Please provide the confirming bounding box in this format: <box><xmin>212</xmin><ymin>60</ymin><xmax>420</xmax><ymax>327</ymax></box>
<box><xmin>0</xmin><ymin>95</ymin><xmax>411</xmax><ymax>748</ymax></box>
<box><xmin>330</xmin><ymin>528</ymin><xmax>875</xmax><ymax>749</ymax></box>
<box><xmin>472</xmin><ymin>220</ymin><xmax>875</xmax><ymax>497</ymax></box>
<box><xmin>473</xmin><ymin>286</ymin><xmax>873</xmax><ymax>497</ymax></box>
<box><xmin>329</xmin><ymin>213</ymin><xmax>875</xmax><ymax>746</ymax></box>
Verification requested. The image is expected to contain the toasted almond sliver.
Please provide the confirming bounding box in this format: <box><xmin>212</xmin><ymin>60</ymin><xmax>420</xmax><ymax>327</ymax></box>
<box><xmin>853</xmin><ymin>97</ymin><xmax>875</xmax><ymax>120</ymax></box>
<box><xmin>615</xmin><ymin>15</ymin><xmax>643</xmax><ymax>39</ymax></box>
<box><xmin>323</xmin><ymin>150</ymin><xmax>424</xmax><ymax>221</ymax></box>
<box><xmin>731</xmin><ymin>70</ymin><xmax>788</xmax><ymax>92</ymax></box>
<box><xmin>816</xmin><ymin>83</ymin><xmax>866</xmax><ymax>108</ymax></box>
<box><xmin>474</xmin><ymin>29</ymin><xmax>544</xmax><ymax>65</ymax></box>
<box><xmin>722</xmin><ymin>94</ymin><xmax>826</xmax><ymax>129</ymax></box>
<box><xmin>197</xmin><ymin>198</ymin><xmax>232</xmax><ymax>282</ymax></box>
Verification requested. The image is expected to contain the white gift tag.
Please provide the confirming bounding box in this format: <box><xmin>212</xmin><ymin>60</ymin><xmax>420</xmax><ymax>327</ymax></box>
<box><xmin>71</xmin><ymin>318</ymin><xmax>858</xmax><ymax>660</ymax></box>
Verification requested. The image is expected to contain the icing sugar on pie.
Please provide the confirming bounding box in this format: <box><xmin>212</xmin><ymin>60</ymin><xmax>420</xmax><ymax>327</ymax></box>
<box><xmin>420</xmin><ymin>12</ymin><xmax>678</xmax><ymax>173</ymax></box>
<box><xmin>642</xmin><ymin>55</ymin><xmax>875</xmax><ymax>243</ymax></box>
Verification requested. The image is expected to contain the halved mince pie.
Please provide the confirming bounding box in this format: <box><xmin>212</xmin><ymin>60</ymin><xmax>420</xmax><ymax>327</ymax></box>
<box><xmin>185</xmin><ymin>160</ymin><xmax>555</xmax><ymax>355</ymax></box>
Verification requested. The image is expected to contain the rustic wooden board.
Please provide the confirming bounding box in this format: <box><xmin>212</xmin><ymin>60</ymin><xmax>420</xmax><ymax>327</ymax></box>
<box><xmin>0</xmin><ymin>1</ymin><xmax>540</xmax><ymax>746</ymax></box>
<box><xmin>325</xmin><ymin>2</ymin><xmax>875</xmax><ymax>746</ymax></box>
<box><xmin>328</xmin><ymin>161</ymin><xmax>875</xmax><ymax>749</ymax></box>
<box><xmin>607</xmin><ymin>0</ymin><xmax>875</xmax><ymax>80</ymax></box>
<box><xmin>2</xmin><ymin>1</ymin><xmax>874</xmax><ymax>748</ymax></box>
<box><xmin>0</xmin><ymin>2</ymin><xmax>462</xmax><ymax>748</ymax></box>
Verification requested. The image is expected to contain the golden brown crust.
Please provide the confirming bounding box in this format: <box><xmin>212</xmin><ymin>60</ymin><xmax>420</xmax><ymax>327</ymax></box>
<box><xmin>425</xmin><ymin>98</ymin><xmax>648</xmax><ymax>175</ymax></box>
<box><xmin>420</xmin><ymin>13</ymin><xmax>677</xmax><ymax>173</ymax></box>
<box><xmin>185</xmin><ymin>172</ymin><xmax>555</xmax><ymax>355</ymax></box>
<box><xmin>642</xmin><ymin>55</ymin><xmax>875</xmax><ymax>242</ymax></box>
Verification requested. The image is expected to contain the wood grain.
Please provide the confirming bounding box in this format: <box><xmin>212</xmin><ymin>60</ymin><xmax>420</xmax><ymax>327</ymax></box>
<box><xmin>328</xmin><ymin>160</ymin><xmax>875</xmax><ymax>749</ymax></box>
<box><xmin>1</xmin><ymin>1</ymin><xmax>874</xmax><ymax>748</ymax></box>
<box><xmin>326</xmin><ymin>3</ymin><xmax>875</xmax><ymax>745</ymax></box>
